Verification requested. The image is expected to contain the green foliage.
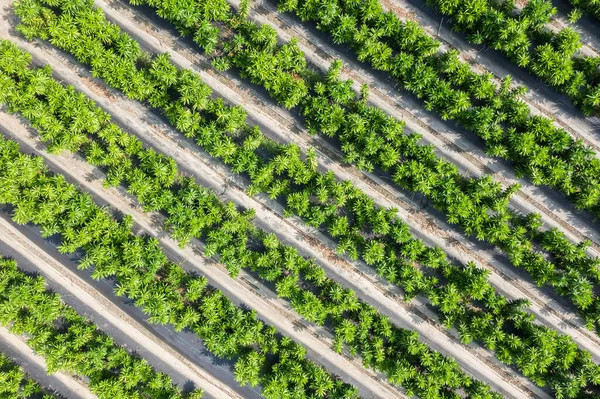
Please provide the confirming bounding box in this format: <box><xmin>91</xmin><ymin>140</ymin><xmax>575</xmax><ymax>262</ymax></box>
<box><xmin>10</xmin><ymin>3</ymin><xmax>597</xmax><ymax>396</ymax></box>
<box><xmin>0</xmin><ymin>351</ymin><xmax>60</xmax><ymax>399</ymax></box>
<box><xmin>0</xmin><ymin>257</ymin><xmax>200</xmax><ymax>399</ymax></box>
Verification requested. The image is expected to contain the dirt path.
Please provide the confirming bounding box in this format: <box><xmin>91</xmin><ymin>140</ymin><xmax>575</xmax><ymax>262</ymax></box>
<box><xmin>512</xmin><ymin>0</ymin><xmax>600</xmax><ymax>57</ymax></box>
<box><xmin>0</xmin><ymin>326</ymin><xmax>96</xmax><ymax>399</ymax></box>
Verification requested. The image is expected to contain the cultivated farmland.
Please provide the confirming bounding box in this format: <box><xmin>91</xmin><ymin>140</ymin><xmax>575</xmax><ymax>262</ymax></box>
<box><xmin>0</xmin><ymin>0</ymin><xmax>600</xmax><ymax>398</ymax></box>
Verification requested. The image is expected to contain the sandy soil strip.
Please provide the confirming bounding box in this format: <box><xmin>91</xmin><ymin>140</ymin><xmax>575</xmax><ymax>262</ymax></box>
<box><xmin>0</xmin><ymin>326</ymin><xmax>96</xmax><ymax>399</ymax></box>
<box><xmin>0</xmin><ymin>218</ymin><xmax>242</xmax><ymax>399</ymax></box>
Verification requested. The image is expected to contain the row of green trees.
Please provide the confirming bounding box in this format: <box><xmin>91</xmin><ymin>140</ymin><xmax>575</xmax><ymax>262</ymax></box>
<box><xmin>0</xmin><ymin>350</ymin><xmax>59</xmax><ymax>399</ymax></box>
<box><xmin>0</xmin><ymin>37</ymin><xmax>500</xmax><ymax>399</ymax></box>
<box><xmin>0</xmin><ymin>257</ymin><xmax>203</xmax><ymax>399</ymax></box>
<box><xmin>6</xmin><ymin>1</ymin><xmax>600</xmax><ymax>395</ymax></box>
<box><xmin>569</xmin><ymin>0</ymin><xmax>600</xmax><ymax>19</ymax></box>
<box><xmin>93</xmin><ymin>0</ymin><xmax>600</xmax><ymax>336</ymax></box>
<box><xmin>0</xmin><ymin>133</ymin><xmax>356</xmax><ymax>399</ymax></box>
<box><xmin>425</xmin><ymin>0</ymin><xmax>600</xmax><ymax>115</ymax></box>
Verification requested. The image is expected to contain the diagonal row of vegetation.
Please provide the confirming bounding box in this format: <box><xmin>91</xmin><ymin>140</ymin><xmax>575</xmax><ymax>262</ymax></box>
<box><xmin>0</xmin><ymin>350</ymin><xmax>60</xmax><ymax>399</ymax></box>
<box><xmin>0</xmin><ymin>256</ymin><xmax>203</xmax><ymax>399</ymax></box>
<box><xmin>422</xmin><ymin>0</ymin><xmax>600</xmax><ymax>116</ymax></box>
<box><xmin>568</xmin><ymin>0</ymin><xmax>600</xmax><ymax>20</ymax></box>
<box><xmin>0</xmin><ymin>132</ymin><xmax>359</xmax><ymax>399</ymax></box>
<box><xmin>0</xmin><ymin>37</ymin><xmax>507</xmax><ymax>399</ymax></box>
<box><xmin>33</xmin><ymin>0</ymin><xmax>600</xmax><ymax>339</ymax></box>
<box><xmin>5</xmin><ymin>1</ymin><xmax>600</xmax><ymax>394</ymax></box>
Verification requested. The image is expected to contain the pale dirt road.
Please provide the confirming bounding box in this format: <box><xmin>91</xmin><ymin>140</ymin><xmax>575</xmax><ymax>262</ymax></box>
<box><xmin>104</xmin><ymin>0</ymin><xmax>600</xmax><ymax>365</ymax></box>
<box><xmin>0</xmin><ymin>216</ymin><xmax>245</xmax><ymax>399</ymax></box>
<box><xmin>0</xmin><ymin>326</ymin><xmax>96</xmax><ymax>399</ymax></box>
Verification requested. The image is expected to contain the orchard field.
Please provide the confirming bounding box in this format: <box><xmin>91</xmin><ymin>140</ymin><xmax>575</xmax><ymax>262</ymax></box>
<box><xmin>1</xmin><ymin>0</ymin><xmax>600</xmax><ymax>398</ymax></box>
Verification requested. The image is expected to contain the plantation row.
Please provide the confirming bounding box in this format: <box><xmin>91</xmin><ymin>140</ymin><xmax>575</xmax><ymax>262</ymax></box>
<box><xmin>0</xmin><ymin>132</ymin><xmax>359</xmax><ymax>399</ymax></box>
<box><xmin>426</xmin><ymin>0</ymin><xmax>600</xmax><ymax>115</ymax></box>
<box><xmin>0</xmin><ymin>39</ymin><xmax>505</xmax><ymax>399</ymax></box>
<box><xmin>0</xmin><ymin>350</ymin><xmax>59</xmax><ymax>399</ymax></box>
<box><xmin>19</xmin><ymin>0</ymin><xmax>600</xmax><ymax>341</ymax></box>
<box><xmin>0</xmin><ymin>257</ymin><xmax>203</xmax><ymax>399</ymax></box>
<box><xmin>570</xmin><ymin>0</ymin><xmax>600</xmax><ymax>20</ymax></box>
<box><xmin>81</xmin><ymin>0</ymin><xmax>600</xmax><ymax>329</ymax></box>
<box><xmin>4</xmin><ymin>2</ymin><xmax>600</xmax><ymax>394</ymax></box>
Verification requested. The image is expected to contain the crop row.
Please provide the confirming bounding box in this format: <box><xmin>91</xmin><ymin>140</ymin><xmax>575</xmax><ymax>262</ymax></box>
<box><xmin>97</xmin><ymin>0</ymin><xmax>600</xmax><ymax>332</ymax></box>
<box><xmin>0</xmin><ymin>256</ymin><xmax>203</xmax><ymax>399</ymax></box>
<box><xmin>0</xmin><ymin>349</ymin><xmax>59</xmax><ymax>399</ymax></box>
<box><xmin>426</xmin><ymin>0</ymin><xmax>600</xmax><ymax>116</ymax></box>
<box><xmin>569</xmin><ymin>0</ymin><xmax>600</xmax><ymax>20</ymax></box>
<box><xmin>6</xmin><ymin>1</ymin><xmax>600</xmax><ymax>396</ymax></box>
<box><xmin>0</xmin><ymin>131</ymin><xmax>358</xmax><ymax>398</ymax></box>
<box><xmin>0</xmin><ymin>36</ymin><xmax>503</xmax><ymax>398</ymax></box>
